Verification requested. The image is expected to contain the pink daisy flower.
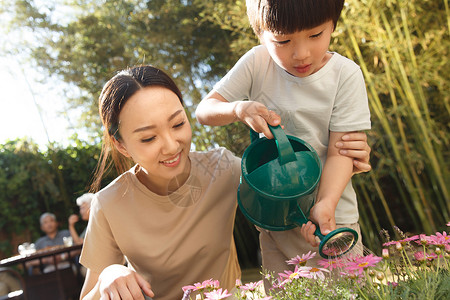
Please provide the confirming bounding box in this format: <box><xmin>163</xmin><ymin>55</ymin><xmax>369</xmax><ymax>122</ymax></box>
<box><xmin>414</xmin><ymin>251</ymin><xmax>438</xmax><ymax>262</ymax></box>
<box><xmin>278</xmin><ymin>266</ymin><xmax>301</xmax><ymax>281</ymax></box>
<box><xmin>298</xmin><ymin>266</ymin><xmax>330</xmax><ymax>280</ymax></box>
<box><xmin>428</xmin><ymin>232</ymin><xmax>450</xmax><ymax>247</ymax></box>
<box><xmin>382</xmin><ymin>240</ymin><xmax>398</xmax><ymax>247</ymax></box>
<box><xmin>182</xmin><ymin>278</ymin><xmax>219</xmax><ymax>292</ymax></box>
<box><xmin>317</xmin><ymin>257</ymin><xmax>346</xmax><ymax>271</ymax></box>
<box><xmin>182</xmin><ymin>282</ymin><xmax>205</xmax><ymax>292</ymax></box>
<box><xmin>278</xmin><ymin>265</ymin><xmax>308</xmax><ymax>287</ymax></box>
<box><xmin>286</xmin><ymin>251</ymin><xmax>316</xmax><ymax>266</ymax></box>
<box><xmin>401</xmin><ymin>235</ymin><xmax>420</xmax><ymax>243</ymax></box>
<box><xmin>204</xmin><ymin>288</ymin><xmax>232</xmax><ymax>300</ymax></box>
<box><xmin>414</xmin><ymin>234</ymin><xmax>431</xmax><ymax>246</ymax></box>
<box><xmin>345</xmin><ymin>254</ymin><xmax>382</xmax><ymax>274</ymax></box>
<box><xmin>239</xmin><ymin>280</ymin><xmax>263</xmax><ymax>291</ymax></box>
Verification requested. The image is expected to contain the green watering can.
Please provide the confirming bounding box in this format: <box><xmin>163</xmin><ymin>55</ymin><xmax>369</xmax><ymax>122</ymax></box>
<box><xmin>237</xmin><ymin>125</ymin><xmax>358</xmax><ymax>259</ymax></box>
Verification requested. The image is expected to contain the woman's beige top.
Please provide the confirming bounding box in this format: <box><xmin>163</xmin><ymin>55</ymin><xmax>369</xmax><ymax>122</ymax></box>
<box><xmin>80</xmin><ymin>148</ymin><xmax>241</xmax><ymax>299</ymax></box>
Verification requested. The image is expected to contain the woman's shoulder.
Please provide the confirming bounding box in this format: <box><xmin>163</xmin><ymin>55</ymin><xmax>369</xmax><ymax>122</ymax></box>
<box><xmin>95</xmin><ymin>166</ymin><xmax>137</xmax><ymax>203</ymax></box>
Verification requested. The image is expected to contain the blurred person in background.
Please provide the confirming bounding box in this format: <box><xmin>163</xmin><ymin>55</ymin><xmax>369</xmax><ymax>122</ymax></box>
<box><xmin>68</xmin><ymin>193</ymin><xmax>94</xmax><ymax>245</ymax></box>
<box><xmin>26</xmin><ymin>212</ymin><xmax>72</xmax><ymax>273</ymax></box>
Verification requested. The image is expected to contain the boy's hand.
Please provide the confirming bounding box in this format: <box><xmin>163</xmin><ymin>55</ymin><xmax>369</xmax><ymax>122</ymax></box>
<box><xmin>300</xmin><ymin>200</ymin><xmax>336</xmax><ymax>247</ymax></box>
<box><xmin>335</xmin><ymin>132</ymin><xmax>371</xmax><ymax>174</ymax></box>
<box><xmin>234</xmin><ymin>101</ymin><xmax>281</xmax><ymax>139</ymax></box>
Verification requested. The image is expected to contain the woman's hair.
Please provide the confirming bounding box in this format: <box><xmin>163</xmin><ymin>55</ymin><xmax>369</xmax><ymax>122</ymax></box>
<box><xmin>246</xmin><ymin>0</ymin><xmax>345</xmax><ymax>36</ymax></box>
<box><xmin>90</xmin><ymin>65</ymin><xmax>183</xmax><ymax>192</ymax></box>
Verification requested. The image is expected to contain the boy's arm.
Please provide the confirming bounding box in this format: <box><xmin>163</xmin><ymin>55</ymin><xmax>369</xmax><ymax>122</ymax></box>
<box><xmin>196</xmin><ymin>91</ymin><xmax>281</xmax><ymax>138</ymax></box>
<box><xmin>195</xmin><ymin>91</ymin><xmax>238</xmax><ymax>126</ymax></box>
<box><xmin>301</xmin><ymin>131</ymin><xmax>354</xmax><ymax>246</ymax></box>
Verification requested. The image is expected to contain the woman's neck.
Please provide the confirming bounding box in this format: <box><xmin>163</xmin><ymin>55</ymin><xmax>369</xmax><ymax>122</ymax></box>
<box><xmin>136</xmin><ymin>158</ymin><xmax>191</xmax><ymax>196</ymax></box>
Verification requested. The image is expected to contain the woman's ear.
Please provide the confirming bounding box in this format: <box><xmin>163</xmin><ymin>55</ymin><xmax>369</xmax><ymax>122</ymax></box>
<box><xmin>113</xmin><ymin>137</ymin><xmax>131</xmax><ymax>158</ymax></box>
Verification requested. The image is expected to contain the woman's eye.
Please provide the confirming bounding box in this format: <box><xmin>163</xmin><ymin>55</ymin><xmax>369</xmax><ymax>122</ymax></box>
<box><xmin>141</xmin><ymin>136</ymin><xmax>155</xmax><ymax>143</ymax></box>
<box><xmin>174</xmin><ymin>121</ymin><xmax>185</xmax><ymax>128</ymax></box>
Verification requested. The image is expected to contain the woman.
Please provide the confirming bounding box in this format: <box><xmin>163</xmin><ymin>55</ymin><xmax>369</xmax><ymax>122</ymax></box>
<box><xmin>80</xmin><ymin>65</ymin><xmax>371</xmax><ymax>299</ymax></box>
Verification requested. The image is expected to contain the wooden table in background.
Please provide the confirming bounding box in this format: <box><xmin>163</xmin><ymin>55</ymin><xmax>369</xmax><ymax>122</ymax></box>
<box><xmin>0</xmin><ymin>244</ymin><xmax>83</xmax><ymax>300</ymax></box>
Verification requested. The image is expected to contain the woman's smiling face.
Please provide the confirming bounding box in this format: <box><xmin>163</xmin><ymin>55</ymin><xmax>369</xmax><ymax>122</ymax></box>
<box><xmin>114</xmin><ymin>86</ymin><xmax>192</xmax><ymax>194</ymax></box>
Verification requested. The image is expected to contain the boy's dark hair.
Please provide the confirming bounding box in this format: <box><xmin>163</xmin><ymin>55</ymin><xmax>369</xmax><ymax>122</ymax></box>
<box><xmin>246</xmin><ymin>0</ymin><xmax>345</xmax><ymax>36</ymax></box>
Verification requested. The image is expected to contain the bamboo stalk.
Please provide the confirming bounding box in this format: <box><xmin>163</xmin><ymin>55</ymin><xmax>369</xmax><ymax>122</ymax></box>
<box><xmin>379</xmin><ymin>7</ymin><xmax>449</xmax><ymax>211</ymax></box>
<box><xmin>341</xmin><ymin>10</ymin><xmax>434</xmax><ymax>233</ymax></box>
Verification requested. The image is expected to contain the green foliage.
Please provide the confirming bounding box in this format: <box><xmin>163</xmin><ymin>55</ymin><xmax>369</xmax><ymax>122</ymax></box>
<box><xmin>333</xmin><ymin>0</ymin><xmax>449</xmax><ymax>249</ymax></box>
<box><xmin>0</xmin><ymin>138</ymin><xmax>115</xmax><ymax>256</ymax></box>
<box><xmin>0</xmin><ymin>140</ymin><xmax>55</xmax><ymax>239</ymax></box>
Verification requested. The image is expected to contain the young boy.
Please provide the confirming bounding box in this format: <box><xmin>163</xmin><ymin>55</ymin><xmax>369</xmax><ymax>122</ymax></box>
<box><xmin>196</xmin><ymin>0</ymin><xmax>371</xmax><ymax>276</ymax></box>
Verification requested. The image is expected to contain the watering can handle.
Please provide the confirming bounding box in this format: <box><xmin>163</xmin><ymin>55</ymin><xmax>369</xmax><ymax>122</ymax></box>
<box><xmin>269</xmin><ymin>125</ymin><xmax>297</xmax><ymax>165</ymax></box>
<box><xmin>290</xmin><ymin>208</ymin><xmax>326</xmax><ymax>240</ymax></box>
<box><xmin>313</xmin><ymin>224</ymin><xmax>326</xmax><ymax>240</ymax></box>
<box><xmin>250</xmin><ymin>129</ymin><xmax>260</xmax><ymax>143</ymax></box>
<box><xmin>248</xmin><ymin>125</ymin><xmax>296</xmax><ymax>165</ymax></box>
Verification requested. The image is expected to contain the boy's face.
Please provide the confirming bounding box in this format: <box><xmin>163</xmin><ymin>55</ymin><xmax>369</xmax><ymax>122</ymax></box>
<box><xmin>261</xmin><ymin>20</ymin><xmax>334</xmax><ymax>78</ymax></box>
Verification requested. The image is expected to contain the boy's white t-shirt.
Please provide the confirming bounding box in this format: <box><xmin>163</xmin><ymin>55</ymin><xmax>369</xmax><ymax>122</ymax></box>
<box><xmin>214</xmin><ymin>45</ymin><xmax>371</xmax><ymax>224</ymax></box>
<box><xmin>80</xmin><ymin>148</ymin><xmax>241</xmax><ymax>300</ymax></box>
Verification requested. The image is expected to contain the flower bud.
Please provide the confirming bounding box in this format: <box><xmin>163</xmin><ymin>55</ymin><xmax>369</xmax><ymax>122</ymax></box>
<box><xmin>376</xmin><ymin>272</ymin><xmax>385</xmax><ymax>281</ymax></box>
<box><xmin>382</xmin><ymin>248</ymin><xmax>389</xmax><ymax>259</ymax></box>
<box><xmin>395</xmin><ymin>242</ymin><xmax>403</xmax><ymax>251</ymax></box>
<box><xmin>235</xmin><ymin>279</ymin><xmax>242</xmax><ymax>287</ymax></box>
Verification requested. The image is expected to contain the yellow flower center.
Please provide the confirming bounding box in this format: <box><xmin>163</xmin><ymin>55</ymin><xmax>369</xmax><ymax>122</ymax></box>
<box><xmin>358</xmin><ymin>262</ymin><xmax>369</xmax><ymax>268</ymax></box>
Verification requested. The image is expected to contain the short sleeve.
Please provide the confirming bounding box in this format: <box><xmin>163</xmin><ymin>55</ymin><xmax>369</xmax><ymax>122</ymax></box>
<box><xmin>79</xmin><ymin>197</ymin><xmax>126</xmax><ymax>272</ymax></box>
<box><xmin>213</xmin><ymin>48</ymin><xmax>255</xmax><ymax>102</ymax></box>
<box><xmin>330</xmin><ymin>68</ymin><xmax>371</xmax><ymax>132</ymax></box>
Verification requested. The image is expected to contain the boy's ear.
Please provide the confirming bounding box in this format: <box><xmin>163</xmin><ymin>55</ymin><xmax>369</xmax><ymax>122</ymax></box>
<box><xmin>113</xmin><ymin>138</ymin><xmax>131</xmax><ymax>158</ymax></box>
